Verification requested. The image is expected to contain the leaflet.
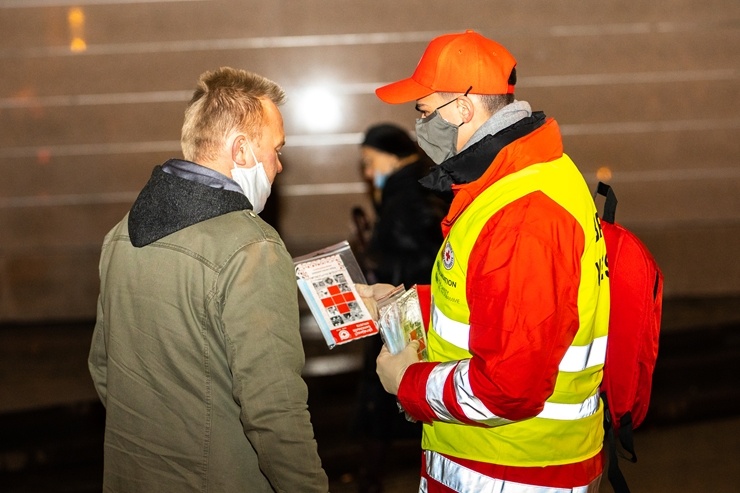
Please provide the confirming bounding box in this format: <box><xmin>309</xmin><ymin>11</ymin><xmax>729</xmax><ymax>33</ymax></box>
<box><xmin>294</xmin><ymin>241</ymin><xmax>378</xmax><ymax>349</ymax></box>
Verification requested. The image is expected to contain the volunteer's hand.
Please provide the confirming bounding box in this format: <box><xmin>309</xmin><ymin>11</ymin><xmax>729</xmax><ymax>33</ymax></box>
<box><xmin>355</xmin><ymin>283</ymin><xmax>396</xmax><ymax>320</ymax></box>
<box><xmin>376</xmin><ymin>340</ymin><xmax>420</xmax><ymax>395</ymax></box>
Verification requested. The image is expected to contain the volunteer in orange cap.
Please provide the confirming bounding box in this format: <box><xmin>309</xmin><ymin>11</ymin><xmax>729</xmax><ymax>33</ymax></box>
<box><xmin>369</xmin><ymin>30</ymin><xmax>611</xmax><ymax>492</ymax></box>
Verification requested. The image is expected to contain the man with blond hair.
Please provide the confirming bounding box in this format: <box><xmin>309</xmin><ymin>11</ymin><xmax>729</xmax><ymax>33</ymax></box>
<box><xmin>89</xmin><ymin>67</ymin><xmax>328</xmax><ymax>492</ymax></box>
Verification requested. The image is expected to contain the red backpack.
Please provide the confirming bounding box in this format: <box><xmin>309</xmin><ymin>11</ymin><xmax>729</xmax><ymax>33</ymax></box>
<box><xmin>595</xmin><ymin>182</ymin><xmax>663</xmax><ymax>493</ymax></box>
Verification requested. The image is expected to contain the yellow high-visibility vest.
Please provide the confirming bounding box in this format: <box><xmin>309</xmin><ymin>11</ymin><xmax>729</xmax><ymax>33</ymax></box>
<box><xmin>423</xmin><ymin>154</ymin><xmax>610</xmax><ymax>466</ymax></box>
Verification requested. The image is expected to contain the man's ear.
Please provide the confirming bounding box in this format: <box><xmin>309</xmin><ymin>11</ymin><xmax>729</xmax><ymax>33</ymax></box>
<box><xmin>457</xmin><ymin>96</ymin><xmax>475</xmax><ymax>124</ymax></box>
<box><xmin>230</xmin><ymin>134</ymin><xmax>247</xmax><ymax>164</ymax></box>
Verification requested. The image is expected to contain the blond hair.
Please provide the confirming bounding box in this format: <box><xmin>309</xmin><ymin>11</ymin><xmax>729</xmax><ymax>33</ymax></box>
<box><xmin>181</xmin><ymin>67</ymin><xmax>286</xmax><ymax>163</ymax></box>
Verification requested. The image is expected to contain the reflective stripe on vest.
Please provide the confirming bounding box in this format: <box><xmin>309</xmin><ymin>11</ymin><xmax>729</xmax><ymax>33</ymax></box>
<box><xmin>426</xmin><ymin>358</ymin><xmax>601</xmax><ymax>425</ymax></box>
<box><xmin>433</xmin><ymin>305</ymin><xmax>608</xmax><ymax>372</ymax></box>
<box><xmin>424</xmin><ymin>450</ymin><xmax>600</xmax><ymax>493</ymax></box>
<box><xmin>433</xmin><ymin>306</ymin><xmax>471</xmax><ymax>350</ymax></box>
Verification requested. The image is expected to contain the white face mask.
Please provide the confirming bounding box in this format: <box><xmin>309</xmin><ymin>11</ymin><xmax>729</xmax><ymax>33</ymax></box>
<box><xmin>231</xmin><ymin>140</ymin><xmax>272</xmax><ymax>214</ymax></box>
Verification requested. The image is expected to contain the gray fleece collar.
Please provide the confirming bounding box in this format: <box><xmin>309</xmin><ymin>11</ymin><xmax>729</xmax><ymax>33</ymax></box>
<box><xmin>462</xmin><ymin>100</ymin><xmax>533</xmax><ymax>152</ymax></box>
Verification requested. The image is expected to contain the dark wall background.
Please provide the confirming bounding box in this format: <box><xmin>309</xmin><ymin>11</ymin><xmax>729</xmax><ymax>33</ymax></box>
<box><xmin>1</xmin><ymin>0</ymin><xmax>739</xmax><ymax>322</ymax></box>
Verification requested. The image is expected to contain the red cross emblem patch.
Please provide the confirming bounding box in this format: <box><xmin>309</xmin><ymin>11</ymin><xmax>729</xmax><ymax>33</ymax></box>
<box><xmin>443</xmin><ymin>241</ymin><xmax>455</xmax><ymax>270</ymax></box>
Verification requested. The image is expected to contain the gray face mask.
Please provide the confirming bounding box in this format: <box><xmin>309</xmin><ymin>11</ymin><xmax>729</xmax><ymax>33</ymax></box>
<box><xmin>415</xmin><ymin>111</ymin><xmax>461</xmax><ymax>165</ymax></box>
<box><xmin>414</xmin><ymin>92</ymin><xmax>468</xmax><ymax>165</ymax></box>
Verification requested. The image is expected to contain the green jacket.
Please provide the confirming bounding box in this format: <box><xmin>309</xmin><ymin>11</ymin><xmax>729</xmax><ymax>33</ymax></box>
<box><xmin>89</xmin><ymin>161</ymin><xmax>328</xmax><ymax>492</ymax></box>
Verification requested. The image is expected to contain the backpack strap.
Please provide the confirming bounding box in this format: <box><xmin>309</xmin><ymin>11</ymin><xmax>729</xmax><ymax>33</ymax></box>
<box><xmin>595</xmin><ymin>182</ymin><xmax>618</xmax><ymax>224</ymax></box>
<box><xmin>595</xmin><ymin>182</ymin><xmax>638</xmax><ymax>493</ymax></box>
<box><xmin>618</xmin><ymin>413</ymin><xmax>638</xmax><ymax>463</ymax></box>
<box><xmin>603</xmin><ymin>393</ymin><xmax>633</xmax><ymax>493</ymax></box>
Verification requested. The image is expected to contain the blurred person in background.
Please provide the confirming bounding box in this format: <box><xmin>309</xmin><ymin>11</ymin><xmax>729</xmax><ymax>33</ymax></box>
<box><xmin>358</xmin><ymin>123</ymin><xmax>449</xmax><ymax>287</ymax></box>
<box><xmin>365</xmin><ymin>30</ymin><xmax>610</xmax><ymax>492</ymax></box>
<box><xmin>352</xmin><ymin>123</ymin><xmax>448</xmax><ymax>493</ymax></box>
<box><xmin>88</xmin><ymin>67</ymin><xmax>328</xmax><ymax>493</ymax></box>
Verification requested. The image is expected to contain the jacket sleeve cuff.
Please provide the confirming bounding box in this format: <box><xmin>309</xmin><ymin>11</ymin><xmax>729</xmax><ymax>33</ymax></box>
<box><xmin>397</xmin><ymin>361</ymin><xmax>439</xmax><ymax>423</ymax></box>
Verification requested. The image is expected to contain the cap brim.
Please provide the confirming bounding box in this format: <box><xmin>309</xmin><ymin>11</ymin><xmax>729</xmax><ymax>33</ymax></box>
<box><xmin>375</xmin><ymin>77</ymin><xmax>434</xmax><ymax>104</ymax></box>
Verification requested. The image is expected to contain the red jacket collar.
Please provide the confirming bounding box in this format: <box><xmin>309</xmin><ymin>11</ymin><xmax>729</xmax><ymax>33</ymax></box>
<box><xmin>441</xmin><ymin>117</ymin><xmax>564</xmax><ymax>236</ymax></box>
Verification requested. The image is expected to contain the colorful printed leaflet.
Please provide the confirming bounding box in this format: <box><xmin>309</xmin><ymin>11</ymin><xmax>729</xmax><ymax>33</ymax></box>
<box><xmin>295</xmin><ymin>252</ymin><xmax>377</xmax><ymax>348</ymax></box>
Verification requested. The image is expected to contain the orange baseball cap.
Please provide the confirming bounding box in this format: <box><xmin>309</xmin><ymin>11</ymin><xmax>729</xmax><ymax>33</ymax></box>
<box><xmin>376</xmin><ymin>30</ymin><xmax>517</xmax><ymax>104</ymax></box>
